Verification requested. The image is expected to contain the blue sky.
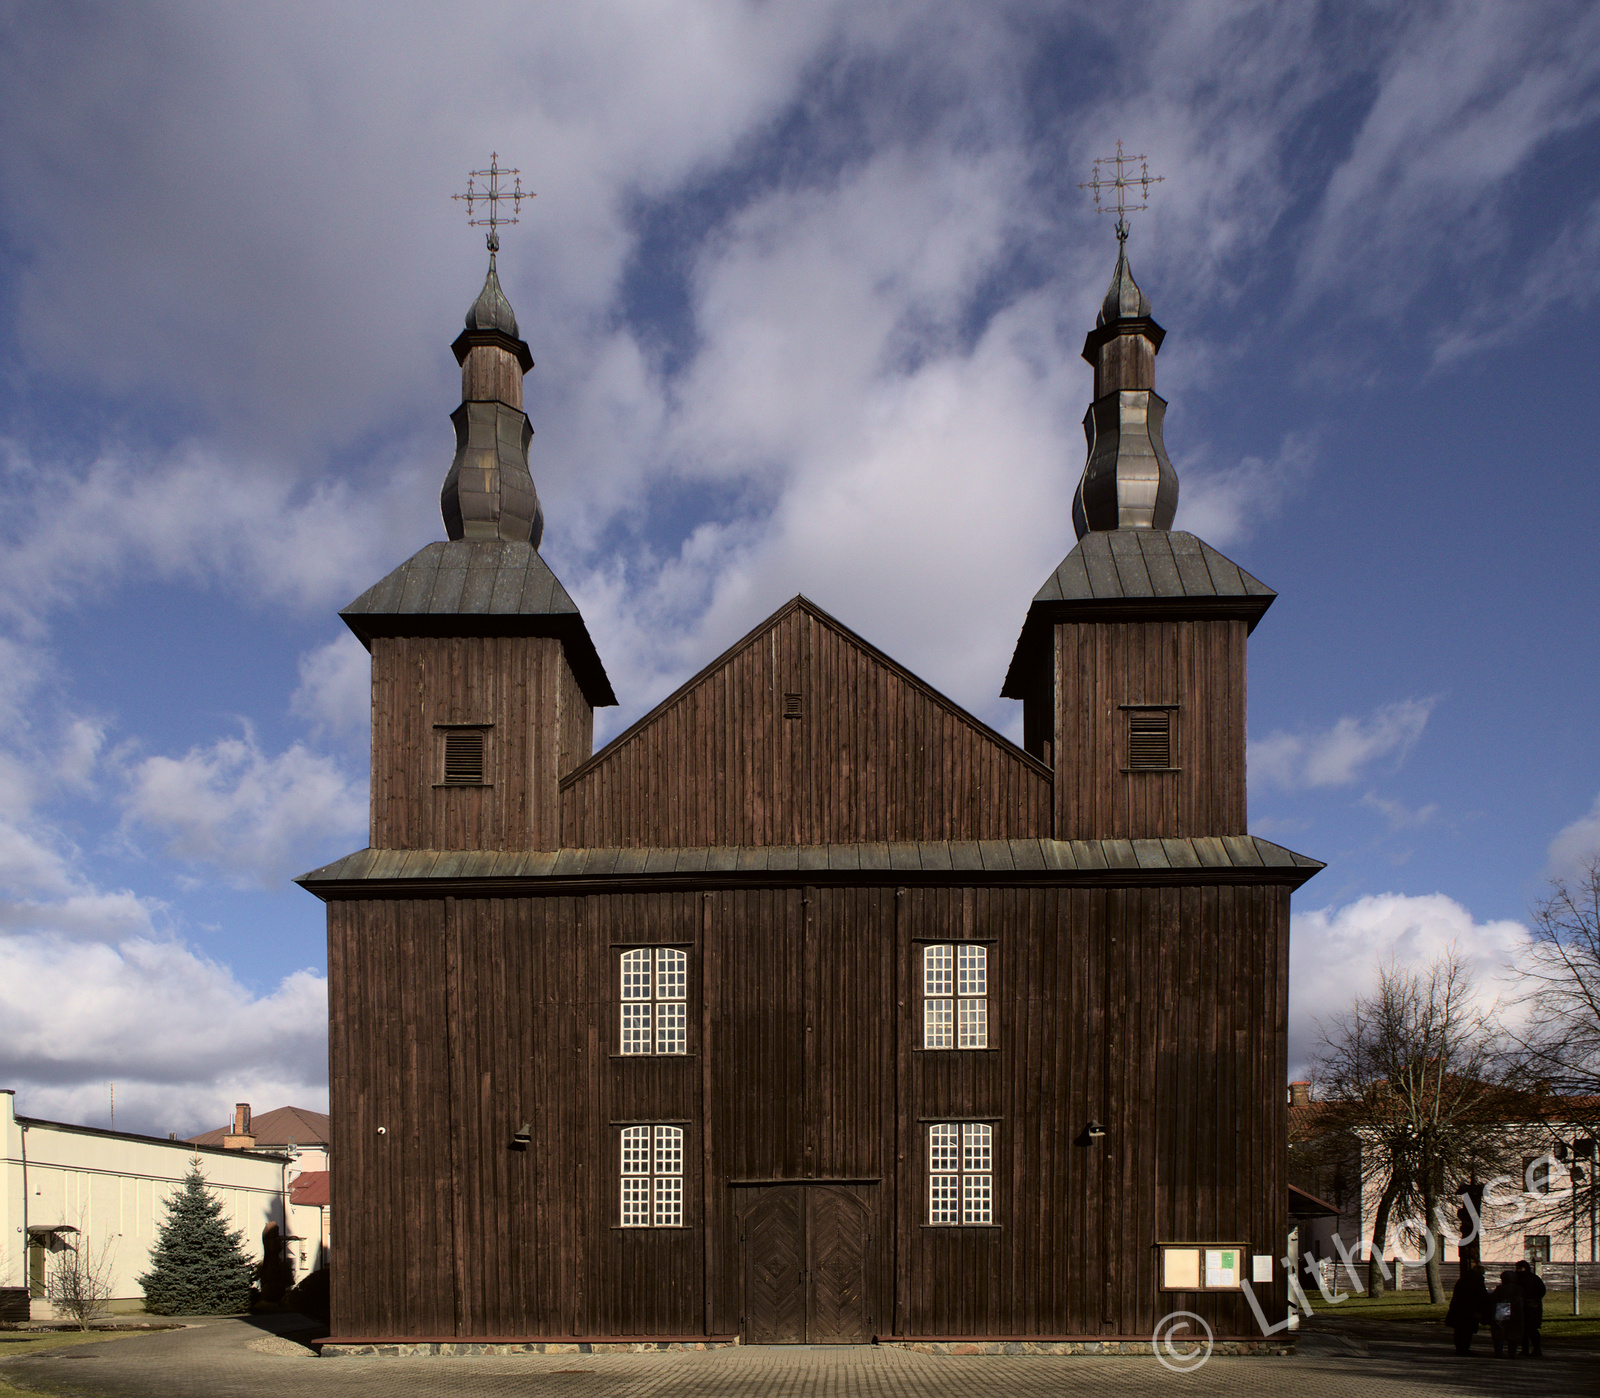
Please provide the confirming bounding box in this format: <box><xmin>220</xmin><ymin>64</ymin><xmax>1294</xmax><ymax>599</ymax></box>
<box><xmin>1</xmin><ymin>1</ymin><xmax>1597</xmax><ymax>1136</ymax></box>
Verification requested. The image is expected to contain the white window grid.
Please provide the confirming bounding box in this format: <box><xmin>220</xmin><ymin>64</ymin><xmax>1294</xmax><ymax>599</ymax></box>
<box><xmin>620</xmin><ymin>1125</ymin><xmax>684</xmax><ymax>1227</ymax></box>
<box><xmin>619</xmin><ymin>948</ymin><xmax>688</xmax><ymax>1054</ymax></box>
<box><xmin>922</xmin><ymin>944</ymin><xmax>987</xmax><ymax>1049</ymax></box>
<box><xmin>927</xmin><ymin>1122</ymin><xmax>993</xmax><ymax>1225</ymax></box>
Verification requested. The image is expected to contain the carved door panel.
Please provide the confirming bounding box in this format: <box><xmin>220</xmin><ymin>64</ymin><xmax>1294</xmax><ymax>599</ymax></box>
<box><xmin>743</xmin><ymin>1189</ymin><xmax>806</xmax><ymax>1343</ymax></box>
<box><xmin>742</xmin><ymin>1186</ymin><xmax>873</xmax><ymax>1344</ymax></box>
<box><xmin>806</xmin><ymin>1188</ymin><xmax>871</xmax><ymax>1343</ymax></box>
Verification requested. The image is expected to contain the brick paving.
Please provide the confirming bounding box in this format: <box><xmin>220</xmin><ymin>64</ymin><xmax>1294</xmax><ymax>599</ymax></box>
<box><xmin>2</xmin><ymin>1315</ymin><xmax>1595</xmax><ymax>1398</ymax></box>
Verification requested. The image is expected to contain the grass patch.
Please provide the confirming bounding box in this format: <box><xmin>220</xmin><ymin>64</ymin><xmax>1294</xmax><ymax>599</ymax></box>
<box><xmin>1308</xmin><ymin>1284</ymin><xmax>1600</xmax><ymax>1339</ymax></box>
<box><xmin>0</xmin><ymin>1326</ymin><xmax>178</xmax><ymax>1356</ymax></box>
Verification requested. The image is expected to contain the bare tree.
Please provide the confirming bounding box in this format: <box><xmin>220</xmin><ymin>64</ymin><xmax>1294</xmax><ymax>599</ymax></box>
<box><xmin>45</xmin><ymin>1228</ymin><xmax>117</xmax><ymax>1330</ymax></box>
<box><xmin>1313</xmin><ymin>954</ymin><xmax>1526</xmax><ymax>1302</ymax></box>
<box><xmin>1513</xmin><ymin>856</ymin><xmax>1600</xmax><ymax>1113</ymax></box>
<box><xmin>1506</xmin><ymin>857</ymin><xmax>1600</xmax><ymax>1260</ymax></box>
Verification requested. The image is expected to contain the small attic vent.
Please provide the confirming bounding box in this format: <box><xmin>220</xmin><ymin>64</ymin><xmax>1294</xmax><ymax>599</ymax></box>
<box><xmin>783</xmin><ymin>692</ymin><xmax>803</xmax><ymax>719</ymax></box>
<box><xmin>1126</xmin><ymin>710</ymin><xmax>1172</xmax><ymax>770</ymax></box>
<box><xmin>442</xmin><ymin>730</ymin><xmax>487</xmax><ymax>784</ymax></box>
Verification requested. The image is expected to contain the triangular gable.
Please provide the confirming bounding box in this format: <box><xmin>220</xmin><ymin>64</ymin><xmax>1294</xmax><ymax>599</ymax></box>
<box><xmin>559</xmin><ymin>596</ymin><xmax>1051</xmax><ymax>848</ymax></box>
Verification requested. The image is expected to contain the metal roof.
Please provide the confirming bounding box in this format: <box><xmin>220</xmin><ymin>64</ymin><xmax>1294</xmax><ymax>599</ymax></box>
<box><xmin>1001</xmin><ymin>530</ymin><xmax>1276</xmax><ymax>699</ymax></box>
<box><xmin>1097</xmin><ymin>241</ymin><xmax>1152</xmax><ymax>326</ymax></box>
<box><xmin>298</xmin><ymin>835</ymin><xmax>1322</xmax><ymax>897</ymax></box>
<box><xmin>1034</xmin><ymin>529</ymin><xmax>1274</xmax><ymax>605</ymax></box>
<box><xmin>339</xmin><ymin>539</ymin><xmax>615</xmax><ymax>707</ymax></box>
<box><xmin>463</xmin><ymin>255</ymin><xmax>519</xmax><ymax>338</ymax></box>
<box><xmin>189</xmin><ymin>1105</ymin><xmax>330</xmax><ymax>1150</ymax></box>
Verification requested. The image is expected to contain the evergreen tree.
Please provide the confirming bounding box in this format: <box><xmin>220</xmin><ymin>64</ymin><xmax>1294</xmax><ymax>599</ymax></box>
<box><xmin>138</xmin><ymin>1158</ymin><xmax>256</xmax><ymax>1315</ymax></box>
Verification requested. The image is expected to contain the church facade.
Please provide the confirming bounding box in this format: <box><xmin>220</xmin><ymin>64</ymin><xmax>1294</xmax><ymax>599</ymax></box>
<box><xmin>300</xmin><ymin>235</ymin><xmax>1320</xmax><ymax>1346</ymax></box>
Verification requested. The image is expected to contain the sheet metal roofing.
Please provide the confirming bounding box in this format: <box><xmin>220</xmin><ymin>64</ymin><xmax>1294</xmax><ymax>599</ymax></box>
<box><xmin>1033</xmin><ymin>529</ymin><xmax>1274</xmax><ymax>605</ymax></box>
<box><xmin>339</xmin><ymin>539</ymin><xmax>615</xmax><ymax>706</ymax></box>
<box><xmin>299</xmin><ymin>835</ymin><xmax>1322</xmax><ymax>895</ymax></box>
<box><xmin>1001</xmin><ymin>529</ymin><xmax>1277</xmax><ymax>699</ymax></box>
<box><xmin>189</xmin><ymin>1104</ymin><xmax>330</xmax><ymax>1150</ymax></box>
<box><xmin>289</xmin><ymin>1170</ymin><xmax>331</xmax><ymax>1207</ymax></box>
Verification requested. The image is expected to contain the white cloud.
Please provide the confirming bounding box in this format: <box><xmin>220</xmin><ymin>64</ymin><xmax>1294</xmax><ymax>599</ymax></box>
<box><xmin>1298</xmin><ymin>2</ymin><xmax>1600</xmax><ymax>317</ymax></box>
<box><xmin>0</xmin><ymin>933</ymin><xmax>327</xmax><ymax>1139</ymax></box>
<box><xmin>1360</xmin><ymin>791</ymin><xmax>1439</xmax><ymax>832</ymax></box>
<box><xmin>291</xmin><ymin>633</ymin><xmax>371</xmax><ymax>738</ymax></box>
<box><xmin>1547</xmin><ymin>792</ymin><xmax>1600</xmax><ymax>880</ymax></box>
<box><xmin>1289</xmin><ymin>892</ymin><xmax>1530</xmax><ymax>1077</ymax></box>
<box><xmin>0</xmin><ymin>439</ymin><xmax>435</xmax><ymax>629</ymax></box>
<box><xmin>1250</xmin><ymin>698</ymin><xmax>1436</xmax><ymax>792</ymax></box>
<box><xmin>120</xmin><ymin>727</ymin><xmax>366</xmax><ymax>887</ymax></box>
<box><xmin>1174</xmin><ymin>431</ymin><xmax>1316</xmax><ymax>548</ymax></box>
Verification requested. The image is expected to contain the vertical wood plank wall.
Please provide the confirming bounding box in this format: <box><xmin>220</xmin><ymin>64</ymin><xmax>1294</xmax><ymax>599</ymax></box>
<box><xmin>1052</xmin><ymin>619</ymin><xmax>1249</xmax><ymax>840</ymax></box>
<box><xmin>560</xmin><ymin>607</ymin><xmax>1051</xmax><ymax>847</ymax></box>
<box><xmin>369</xmin><ymin>635</ymin><xmax>592</xmax><ymax>851</ymax></box>
<box><xmin>327</xmin><ymin>880</ymin><xmax>1289</xmax><ymax>1341</ymax></box>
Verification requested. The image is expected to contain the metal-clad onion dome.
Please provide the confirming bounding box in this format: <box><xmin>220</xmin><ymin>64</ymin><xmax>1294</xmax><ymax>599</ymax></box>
<box><xmin>442</xmin><ymin>253</ymin><xmax>543</xmax><ymax>547</ymax></box>
<box><xmin>464</xmin><ymin>253</ymin><xmax>520</xmax><ymax>338</ymax></box>
<box><xmin>1072</xmin><ymin>242</ymin><xmax>1177</xmax><ymax>538</ymax></box>
<box><xmin>1097</xmin><ymin>242</ymin><xmax>1151</xmax><ymax>325</ymax></box>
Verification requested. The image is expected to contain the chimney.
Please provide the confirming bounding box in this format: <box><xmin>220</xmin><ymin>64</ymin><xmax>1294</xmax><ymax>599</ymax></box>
<box><xmin>1289</xmin><ymin>1082</ymin><xmax>1311</xmax><ymax>1108</ymax></box>
<box><xmin>223</xmin><ymin>1102</ymin><xmax>255</xmax><ymax>1150</ymax></box>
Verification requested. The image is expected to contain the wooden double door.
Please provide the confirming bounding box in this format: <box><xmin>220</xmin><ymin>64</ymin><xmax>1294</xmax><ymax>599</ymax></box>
<box><xmin>740</xmin><ymin>1185</ymin><xmax>875</xmax><ymax>1344</ymax></box>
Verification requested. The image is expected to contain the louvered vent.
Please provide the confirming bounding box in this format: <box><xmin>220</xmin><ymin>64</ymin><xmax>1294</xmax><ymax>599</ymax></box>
<box><xmin>443</xmin><ymin>730</ymin><xmax>486</xmax><ymax>784</ymax></box>
<box><xmin>782</xmin><ymin>692</ymin><xmax>803</xmax><ymax>719</ymax></box>
<box><xmin>1127</xmin><ymin>710</ymin><xmax>1171</xmax><ymax>770</ymax></box>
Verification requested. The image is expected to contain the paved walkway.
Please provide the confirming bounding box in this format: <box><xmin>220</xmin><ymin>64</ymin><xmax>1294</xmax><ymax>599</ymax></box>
<box><xmin>3</xmin><ymin>1315</ymin><xmax>1595</xmax><ymax>1398</ymax></box>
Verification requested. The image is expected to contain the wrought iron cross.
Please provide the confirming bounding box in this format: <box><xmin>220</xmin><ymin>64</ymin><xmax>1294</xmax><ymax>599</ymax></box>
<box><xmin>1079</xmin><ymin>141</ymin><xmax>1164</xmax><ymax>243</ymax></box>
<box><xmin>453</xmin><ymin>153</ymin><xmax>530</xmax><ymax>253</ymax></box>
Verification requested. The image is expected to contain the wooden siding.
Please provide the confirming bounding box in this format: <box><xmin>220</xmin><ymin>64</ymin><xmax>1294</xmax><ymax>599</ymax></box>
<box><xmin>1052</xmin><ymin>618</ymin><xmax>1247</xmax><ymax>840</ymax></box>
<box><xmin>327</xmin><ymin>880</ymin><xmax>1289</xmax><ymax>1341</ymax></box>
<box><xmin>561</xmin><ymin>604</ymin><xmax>1051</xmax><ymax>848</ymax></box>
<box><xmin>369</xmin><ymin>635</ymin><xmax>592</xmax><ymax>851</ymax></box>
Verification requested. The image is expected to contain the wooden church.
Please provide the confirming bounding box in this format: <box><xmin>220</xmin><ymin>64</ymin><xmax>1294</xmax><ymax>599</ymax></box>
<box><xmin>299</xmin><ymin>222</ymin><xmax>1322</xmax><ymax>1347</ymax></box>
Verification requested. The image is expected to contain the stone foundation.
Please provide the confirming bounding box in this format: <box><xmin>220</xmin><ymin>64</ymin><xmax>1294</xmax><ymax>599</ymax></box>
<box><xmin>321</xmin><ymin>1338</ymin><xmax>739</xmax><ymax>1357</ymax></box>
<box><xmin>320</xmin><ymin>1335</ymin><xmax>1295</xmax><ymax>1358</ymax></box>
<box><xmin>881</xmin><ymin>1339</ymin><xmax>1294</xmax><ymax>1356</ymax></box>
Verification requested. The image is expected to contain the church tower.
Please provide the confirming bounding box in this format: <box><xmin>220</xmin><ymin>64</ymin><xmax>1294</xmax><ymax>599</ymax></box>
<box><xmin>1003</xmin><ymin>238</ymin><xmax>1273</xmax><ymax>840</ymax></box>
<box><xmin>338</xmin><ymin>247</ymin><xmax>615</xmax><ymax>852</ymax></box>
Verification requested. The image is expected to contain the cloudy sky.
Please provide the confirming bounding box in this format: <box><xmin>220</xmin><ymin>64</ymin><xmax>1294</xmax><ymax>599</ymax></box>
<box><xmin>1</xmin><ymin>1</ymin><xmax>1597</xmax><ymax>1135</ymax></box>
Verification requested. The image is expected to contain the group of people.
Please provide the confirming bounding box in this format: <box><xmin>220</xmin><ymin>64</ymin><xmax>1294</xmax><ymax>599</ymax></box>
<box><xmin>1445</xmin><ymin>1259</ymin><xmax>1548</xmax><ymax>1357</ymax></box>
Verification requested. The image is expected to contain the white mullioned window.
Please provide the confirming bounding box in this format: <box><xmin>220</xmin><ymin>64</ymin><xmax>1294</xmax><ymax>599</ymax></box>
<box><xmin>922</xmin><ymin>943</ymin><xmax>987</xmax><ymax>1049</ymax></box>
<box><xmin>928</xmin><ymin>1122</ymin><xmax>993</xmax><ymax>1225</ymax></box>
<box><xmin>620</xmin><ymin>947</ymin><xmax>688</xmax><ymax>1054</ymax></box>
<box><xmin>620</xmin><ymin>1125</ymin><xmax>684</xmax><ymax>1227</ymax></box>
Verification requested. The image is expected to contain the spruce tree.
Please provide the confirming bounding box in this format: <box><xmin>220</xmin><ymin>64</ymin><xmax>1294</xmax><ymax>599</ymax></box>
<box><xmin>138</xmin><ymin>1159</ymin><xmax>256</xmax><ymax>1315</ymax></box>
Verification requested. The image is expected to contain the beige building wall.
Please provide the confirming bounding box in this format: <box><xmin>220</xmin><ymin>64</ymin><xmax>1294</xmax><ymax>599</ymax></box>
<box><xmin>2</xmin><ymin>1090</ymin><xmax>294</xmax><ymax>1316</ymax></box>
<box><xmin>1346</xmin><ymin>1144</ymin><xmax>1596</xmax><ymax>1272</ymax></box>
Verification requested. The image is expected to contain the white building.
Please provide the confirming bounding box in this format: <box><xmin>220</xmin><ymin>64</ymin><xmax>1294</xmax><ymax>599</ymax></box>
<box><xmin>2</xmin><ymin>1089</ymin><xmax>294</xmax><ymax>1318</ymax></box>
<box><xmin>188</xmin><ymin>1102</ymin><xmax>331</xmax><ymax>1274</ymax></box>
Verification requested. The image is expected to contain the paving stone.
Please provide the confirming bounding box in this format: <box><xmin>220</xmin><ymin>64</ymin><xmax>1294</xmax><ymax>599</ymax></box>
<box><xmin>1</xmin><ymin>1315</ymin><xmax>1592</xmax><ymax>1398</ymax></box>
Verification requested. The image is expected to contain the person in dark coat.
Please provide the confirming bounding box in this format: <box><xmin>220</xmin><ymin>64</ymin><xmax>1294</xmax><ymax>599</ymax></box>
<box><xmin>1488</xmin><ymin>1269</ymin><xmax>1524</xmax><ymax>1358</ymax></box>
<box><xmin>1515</xmin><ymin>1259</ymin><xmax>1547</xmax><ymax>1357</ymax></box>
<box><xmin>1445</xmin><ymin>1263</ymin><xmax>1489</xmax><ymax>1354</ymax></box>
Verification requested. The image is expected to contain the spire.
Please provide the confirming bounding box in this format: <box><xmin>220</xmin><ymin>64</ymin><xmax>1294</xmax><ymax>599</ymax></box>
<box><xmin>441</xmin><ymin>250</ymin><xmax>544</xmax><ymax>546</ymax></box>
<box><xmin>1071</xmin><ymin>241</ymin><xmax>1178</xmax><ymax>538</ymax></box>
<box><xmin>1098</xmin><ymin>240</ymin><xmax>1151</xmax><ymax>325</ymax></box>
<box><xmin>465</xmin><ymin>250</ymin><xmax>520</xmax><ymax>338</ymax></box>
